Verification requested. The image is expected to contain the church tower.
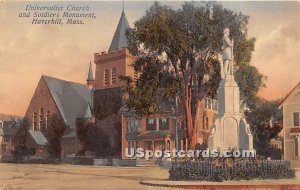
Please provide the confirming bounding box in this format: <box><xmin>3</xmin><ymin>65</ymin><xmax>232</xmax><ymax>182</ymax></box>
<box><xmin>93</xmin><ymin>9</ymin><xmax>135</xmax><ymax>90</ymax></box>
<box><xmin>86</xmin><ymin>61</ymin><xmax>95</xmax><ymax>89</ymax></box>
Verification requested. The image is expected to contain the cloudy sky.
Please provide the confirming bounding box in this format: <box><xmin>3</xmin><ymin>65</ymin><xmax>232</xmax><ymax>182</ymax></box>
<box><xmin>0</xmin><ymin>1</ymin><xmax>299</xmax><ymax>116</ymax></box>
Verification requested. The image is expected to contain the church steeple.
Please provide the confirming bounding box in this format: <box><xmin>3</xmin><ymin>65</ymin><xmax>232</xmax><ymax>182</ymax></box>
<box><xmin>86</xmin><ymin>61</ymin><xmax>95</xmax><ymax>89</ymax></box>
<box><xmin>108</xmin><ymin>8</ymin><xmax>130</xmax><ymax>52</ymax></box>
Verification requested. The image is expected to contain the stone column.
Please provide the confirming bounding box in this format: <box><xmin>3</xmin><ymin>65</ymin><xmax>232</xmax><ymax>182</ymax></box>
<box><xmin>185</xmin><ymin>138</ymin><xmax>188</xmax><ymax>152</ymax></box>
<box><xmin>152</xmin><ymin>140</ymin><xmax>155</xmax><ymax>151</ymax></box>
<box><xmin>180</xmin><ymin>139</ymin><xmax>183</xmax><ymax>151</ymax></box>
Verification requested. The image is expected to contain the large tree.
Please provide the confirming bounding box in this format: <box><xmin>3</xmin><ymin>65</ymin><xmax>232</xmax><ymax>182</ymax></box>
<box><xmin>76</xmin><ymin>118</ymin><xmax>112</xmax><ymax>157</ymax></box>
<box><xmin>47</xmin><ymin>114</ymin><xmax>67</xmax><ymax>158</ymax></box>
<box><xmin>245</xmin><ymin>99</ymin><xmax>283</xmax><ymax>158</ymax></box>
<box><xmin>13</xmin><ymin>117</ymin><xmax>31</xmax><ymax>160</ymax></box>
<box><xmin>122</xmin><ymin>2</ymin><xmax>264</xmax><ymax>148</ymax></box>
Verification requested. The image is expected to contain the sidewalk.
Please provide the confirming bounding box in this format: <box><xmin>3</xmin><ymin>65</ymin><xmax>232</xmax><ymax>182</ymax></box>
<box><xmin>141</xmin><ymin>169</ymin><xmax>300</xmax><ymax>190</ymax></box>
<box><xmin>141</xmin><ymin>179</ymin><xmax>300</xmax><ymax>189</ymax></box>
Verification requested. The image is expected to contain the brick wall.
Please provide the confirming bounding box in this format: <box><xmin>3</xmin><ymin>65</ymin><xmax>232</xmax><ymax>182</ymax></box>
<box><xmin>25</xmin><ymin>76</ymin><xmax>62</xmax><ymax>131</ymax></box>
<box><xmin>94</xmin><ymin>48</ymin><xmax>135</xmax><ymax>90</ymax></box>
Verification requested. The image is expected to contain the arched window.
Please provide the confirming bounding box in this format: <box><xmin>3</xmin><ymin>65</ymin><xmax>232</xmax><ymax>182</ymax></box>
<box><xmin>33</xmin><ymin>112</ymin><xmax>38</xmax><ymax>131</ymax></box>
<box><xmin>39</xmin><ymin>107</ymin><xmax>45</xmax><ymax>131</ymax></box>
<box><xmin>111</xmin><ymin>68</ymin><xmax>116</xmax><ymax>84</ymax></box>
<box><xmin>46</xmin><ymin>111</ymin><xmax>51</xmax><ymax>129</ymax></box>
<box><xmin>104</xmin><ymin>69</ymin><xmax>109</xmax><ymax>86</ymax></box>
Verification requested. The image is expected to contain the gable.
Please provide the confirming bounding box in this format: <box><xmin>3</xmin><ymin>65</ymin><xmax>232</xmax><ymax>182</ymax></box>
<box><xmin>280</xmin><ymin>82</ymin><xmax>300</xmax><ymax>107</ymax></box>
<box><xmin>25</xmin><ymin>77</ymin><xmax>61</xmax><ymax>129</ymax></box>
<box><xmin>285</xmin><ymin>89</ymin><xmax>300</xmax><ymax>105</ymax></box>
<box><xmin>43</xmin><ymin>76</ymin><xmax>92</xmax><ymax>128</ymax></box>
<box><xmin>25</xmin><ymin>76</ymin><xmax>92</xmax><ymax>129</ymax></box>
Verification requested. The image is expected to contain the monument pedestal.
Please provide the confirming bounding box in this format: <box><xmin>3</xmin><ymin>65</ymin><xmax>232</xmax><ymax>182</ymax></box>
<box><xmin>208</xmin><ymin>74</ymin><xmax>254</xmax><ymax>151</ymax></box>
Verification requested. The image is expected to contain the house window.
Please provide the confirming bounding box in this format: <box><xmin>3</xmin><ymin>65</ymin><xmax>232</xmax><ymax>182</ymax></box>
<box><xmin>213</xmin><ymin>100</ymin><xmax>218</xmax><ymax>111</ymax></box>
<box><xmin>39</xmin><ymin>107</ymin><xmax>45</xmax><ymax>131</ymax></box>
<box><xmin>12</xmin><ymin>137</ymin><xmax>17</xmax><ymax>145</ymax></box>
<box><xmin>111</xmin><ymin>68</ymin><xmax>116</xmax><ymax>85</ymax></box>
<box><xmin>127</xmin><ymin>118</ymin><xmax>140</xmax><ymax>133</ymax></box>
<box><xmin>33</xmin><ymin>112</ymin><xmax>38</xmax><ymax>131</ymax></box>
<box><xmin>126</xmin><ymin>120</ymin><xmax>131</xmax><ymax>133</ymax></box>
<box><xmin>134</xmin><ymin>120</ymin><xmax>140</xmax><ymax>132</ymax></box>
<box><xmin>294</xmin><ymin>112</ymin><xmax>299</xmax><ymax>127</ymax></box>
<box><xmin>208</xmin><ymin>99</ymin><xmax>212</xmax><ymax>110</ymax></box>
<box><xmin>104</xmin><ymin>69</ymin><xmax>110</xmax><ymax>86</ymax></box>
<box><xmin>204</xmin><ymin>98</ymin><xmax>208</xmax><ymax>109</ymax></box>
<box><xmin>127</xmin><ymin>141</ymin><xmax>137</xmax><ymax>155</ymax></box>
<box><xmin>4</xmin><ymin>137</ymin><xmax>10</xmax><ymax>142</ymax></box>
<box><xmin>146</xmin><ymin>119</ymin><xmax>156</xmax><ymax>131</ymax></box>
<box><xmin>46</xmin><ymin>111</ymin><xmax>51</xmax><ymax>129</ymax></box>
<box><xmin>295</xmin><ymin>138</ymin><xmax>299</xmax><ymax>157</ymax></box>
<box><xmin>159</xmin><ymin>118</ymin><xmax>169</xmax><ymax>130</ymax></box>
<box><xmin>1</xmin><ymin>145</ymin><xmax>6</xmax><ymax>153</ymax></box>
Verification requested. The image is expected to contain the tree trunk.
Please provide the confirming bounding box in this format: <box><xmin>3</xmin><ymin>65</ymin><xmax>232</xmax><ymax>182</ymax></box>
<box><xmin>185</xmin><ymin>81</ymin><xmax>196</xmax><ymax>149</ymax></box>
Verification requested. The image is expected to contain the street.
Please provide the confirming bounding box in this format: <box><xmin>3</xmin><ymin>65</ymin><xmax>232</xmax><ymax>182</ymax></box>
<box><xmin>0</xmin><ymin>164</ymin><xmax>172</xmax><ymax>190</ymax></box>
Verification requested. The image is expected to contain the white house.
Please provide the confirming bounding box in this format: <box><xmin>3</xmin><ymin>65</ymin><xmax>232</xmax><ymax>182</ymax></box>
<box><xmin>279</xmin><ymin>82</ymin><xmax>300</xmax><ymax>163</ymax></box>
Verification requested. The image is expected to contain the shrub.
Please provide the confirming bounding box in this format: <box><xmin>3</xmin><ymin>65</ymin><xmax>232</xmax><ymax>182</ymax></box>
<box><xmin>47</xmin><ymin>114</ymin><xmax>67</xmax><ymax>158</ymax></box>
<box><xmin>169</xmin><ymin>159</ymin><xmax>295</xmax><ymax>182</ymax></box>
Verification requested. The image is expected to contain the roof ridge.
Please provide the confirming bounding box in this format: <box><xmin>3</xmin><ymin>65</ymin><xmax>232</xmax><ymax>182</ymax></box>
<box><xmin>279</xmin><ymin>81</ymin><xmax>300</xmax><ymax>107</ymax></box>
<box><xmin>42</xmin><ymin>75</ymin><xmax>87</xmax><ymax>87</ymax></box>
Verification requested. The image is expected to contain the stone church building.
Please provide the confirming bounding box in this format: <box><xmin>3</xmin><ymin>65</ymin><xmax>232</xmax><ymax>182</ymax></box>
<box><xmin>25</xmin><ymin>10</ymin><xmax>136</xmax><ymax>157</ymax></box>
<box><xmin>25</xmin><ymin>75</ymin><xmax>92</xmax><ymax>156</ymax></box>
<box><xmin>25</xmin><ymin>9</ymin><xmax>217</xmax><ymax>159</ymax></box>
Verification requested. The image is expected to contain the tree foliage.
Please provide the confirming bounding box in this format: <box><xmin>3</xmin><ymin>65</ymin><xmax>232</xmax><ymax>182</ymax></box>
<box><xmin>245</xmin><ymin>99</ymin><xmax>283</xmax><ymax>157</ymax></box>
<box><xmin>93</xmin><ymin>88</ymin><xmax>123</xmax><ymax>121</ymax></box>
<box><xmin>13</xmin><ymin>117</ymin><xmax>31</xmax><ymax>160</ymax></box>
<box><xmin>17</xmin><ymin>117</ymin><xmax>31</xmax><ymax>145</ymax></box>
<box><xmin>122</xmin><ymin>2</ymin><xmax>265</xmax><ymax>148</ymax></box>
<box><xmin>47</xmin><ymin>114</ymin><xmax>67</xmax><ymax>158</ymax></box>
<box><xmin>76</xmin><ymin>118</ymin><xmax>112</xmax><ymax>157</ymax></box>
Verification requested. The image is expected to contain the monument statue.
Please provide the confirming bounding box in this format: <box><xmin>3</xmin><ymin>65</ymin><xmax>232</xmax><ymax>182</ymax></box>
<box><xmin>220</xmin><ymin>28</ymin><xmax>234</xmax><ymax>78</ymax></box>
<box><xmin>208</xmin><ymin>27</ymin><xmax>254</xmax><ymax>152</ymax></box>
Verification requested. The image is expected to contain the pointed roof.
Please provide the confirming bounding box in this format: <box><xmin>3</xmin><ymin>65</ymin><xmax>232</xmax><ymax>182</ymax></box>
<box><xmin>28</xmin><ymin>130</ymin><xmax>48</xmax><ymax>146</ymax></box>
<box><xmin>279</xmin><ymin>81</ymin><xmax>300</xmax><ymax>108</ymax></box>
<box><xmin>87</xmin><ymin>61</ymin><xmax>94</xmax><ymax>81</ymax></box>
<box><xmin>42</xmin><ymin>75</ymin><xmax>92</xmax><ymax>128</ymax></box>
<box><xmin>108</xmin><ymin>11</ymin><xmax>130</xmax><ymax>51</ymax></box>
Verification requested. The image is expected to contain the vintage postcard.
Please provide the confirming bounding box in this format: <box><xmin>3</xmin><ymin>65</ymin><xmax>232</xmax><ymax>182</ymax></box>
<box><xmin>0</xmin><ymin>1</ymin><xmax>299</xmax><ymax>189</ymax></box>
